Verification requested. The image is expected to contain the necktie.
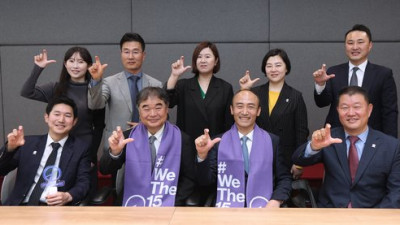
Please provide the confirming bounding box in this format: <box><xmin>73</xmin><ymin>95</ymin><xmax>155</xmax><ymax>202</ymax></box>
<box><xmin>149</xmin><ymin>136</ymin><xmax>157</xmax><ymax>169</ymax></box>
<box><xmin>350</xmin><ymin>67</ymin><xmax>359</xmax><ymax>86</ymax></box>
<box><xmin>348</xmin><ymin>136</ymin><xmax>359</xmax><ymax>183</ymax></box>
<box><xmin>129</xmin><ymin>76</ymin><xmax>140</xmax><ymax>122</ymax></box>
<box><xmin>28</xmin><ymin>142</ymin><xmax>61</xmax><ymax>205</ymax></box>
<box><xmin>241</xmin><ymin>136</ymin><xmax>249</xmax><ymax>174</ymax></box>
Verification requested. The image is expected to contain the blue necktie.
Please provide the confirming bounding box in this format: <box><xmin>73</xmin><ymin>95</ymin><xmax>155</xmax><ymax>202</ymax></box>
<box><xmin>241</xmin><ymin>136</ymin><xmax>249</xmax><ymax>174</ymax></box>
<box><xmin>129</xmin><ymin>76</ymin><xmax>139</xmax><ymax>122</ymax></box>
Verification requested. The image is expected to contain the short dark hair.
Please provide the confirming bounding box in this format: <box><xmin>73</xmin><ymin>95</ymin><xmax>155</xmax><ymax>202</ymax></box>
<box><xmin>120</xmin><ymin>32</ymin><xmax>145</xmax><ymax>51</ymax></box>
<box><xmin>46</xmin><ymin>96</ymin><xmax>78</xmax><ymax>119</ymax></box>
<box><xmin>137</xmin><ymin>87</ymin><xmax>169</xmax><ymax>107</ymax></box>
<box><xmin>345</xmin><ymin>24</ymin><xmax>372</xmax><ymax>42</ymax></box>
<box><xmin>191</xmin><ymin>41</ymin><xmax>221</xmax><ymax>75</ymax></box>
<box><xmin>338</xmin><ymin>86</ymin><xmax>370</xmax><ymax>105</ymax></box>
<box><xmin>231</xmin><ymin>89</ymin><xmax>260</xmax><ymax>108</ymax></box>
<box><xmin>261</xmin><ymin>48</ymin><xmax>291</xmax><ymax>76</ymax></box>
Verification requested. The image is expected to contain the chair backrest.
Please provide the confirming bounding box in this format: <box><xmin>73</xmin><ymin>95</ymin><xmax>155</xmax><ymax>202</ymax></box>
<box><xmin>113</xmin><ymin>164</ymin><xmax>125</xmax><ymax>205</ymax></box>
<box><xmin>1</xmin><ymin>169</ymin><xmax>18</xmax><ymax>205</ymax></box>
<box><xmin>115</xmin><ymin>164</ymin><xmax>125</xmax><ymax>197</ymax></box>
<box><xmin>289</xmin><ymin>179</ymin><xmax>317</xmax><ymax>208</ymax></box>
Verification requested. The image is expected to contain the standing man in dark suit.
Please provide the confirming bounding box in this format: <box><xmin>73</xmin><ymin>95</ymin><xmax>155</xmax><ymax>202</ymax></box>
<box><xmin>100</xmin><ymin>87</ymin><xmax>196</xmax><ymax>206</ymax></box>
<box><xmin>0</xmin><ymin>96</ymin><xmax>91</xmax><ymax>206</ymax></box>
<box><xmin>195</xmin><ymin>90</ymin><xmax>292</xmax><ymax>208</ymax></box>
<box><xmin>313</xmin><ymin>24</ymin><xmax>398</xmax><ymax>137</ymax></box>
<box><xmin>293</xmin><ymin>86</ymin><xmax>400</xmax><ymax>208</ymax></box>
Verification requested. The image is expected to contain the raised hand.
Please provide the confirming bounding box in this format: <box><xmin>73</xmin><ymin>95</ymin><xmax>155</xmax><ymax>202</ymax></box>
<box><xmin>88</xmin><ymin>56</ymin><xmax>108</xmax><ymax>81</ymax></box>
<box><xmin>6</xmin><ymin>126</ymin><xmax>25</xmax><ymax>151</ymax></box>
<box><xmin>239</xmin><ymin>70</ymin><xmax>260</xmax><ymax>90</ymax></box>
<box><xmin>167</xmin><ymin>56</ymin><xmax>191</xmax><ymax>89</ymax></box>
<box><xmin>310</xmin><ymin>124</ymin><xmax>342</xmax><ymax>151</ymax></box>
<box><xmin>313</xmin><ymin>64</ymin><xmax>335</xmax><ymax>86</ymax></box>
<box><xmin>171</xmin><ymin>56</ymin><xmax>191</xmax><ymax>78</ymax></box>
<box><xmin>108</xmin><ymin>126</ymin><xmax>134</xmax><ymax>156</ymax></box>
<box><xmin>195</xmin><ymin>129</ymin><xmax>221</xmax><ymax>160</ymax></box>
<box><xmin>34</xmin><ymin>49</ymin><xmax>56</xmax><ymax>68</ymax></box>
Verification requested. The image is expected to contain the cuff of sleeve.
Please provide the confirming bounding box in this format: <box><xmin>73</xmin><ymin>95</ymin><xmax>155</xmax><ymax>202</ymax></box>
<box><xmin>109</xmin><ymin>148</ymin><xmax>122</xmax><ymax>159</ymax></box>
<box><xmin>315</xmin><ymin>83</ymin><xmax>326</xmax><ymax>94</ymax></box>
<box><xmin>90</xmin><ymin>78</ymin><xmax>101</xmax><ymax>87</ymax></box>
<box><xmin>197</xmin><ymin>155</ymin><xmax>205</xmax><ymax>163</ymax></box>
<box><xmin>304</xmin><ymin>141</ymin><xmax>320</xmax><ymax>157</ymax></box>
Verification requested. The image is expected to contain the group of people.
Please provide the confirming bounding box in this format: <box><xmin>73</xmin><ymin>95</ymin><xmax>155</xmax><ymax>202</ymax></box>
<box><xmin>0</xmin><ymin>24</ymin><xmax>399</xmax><ymax>208</ymax></box>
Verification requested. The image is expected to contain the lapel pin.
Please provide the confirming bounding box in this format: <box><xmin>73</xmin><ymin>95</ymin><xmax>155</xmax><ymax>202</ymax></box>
<box><xmin>372</xmin><ymin>144</ymin><xmax>376</xmax><ymax>148</ymax></box>
<box><xmin>286</xmin><ymin>98</ymin><xmax>289</xmax><ymax>103</ymax></box>
<box><xmin>33</xmin><ymin>151</ymin><xmax>37</xmax><ymax>155</ymax></box>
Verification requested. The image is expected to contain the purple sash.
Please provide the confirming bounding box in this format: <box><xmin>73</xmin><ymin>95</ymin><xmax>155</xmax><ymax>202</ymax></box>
<box><xmin>216</xmin><ymin>124</ymin><xmax>273</xmax><ymax>208</ymax></box>
<box><xmin>122</xmin><ymin>122</ymin><xmax>181</xmax><ymax>207</ymax></box>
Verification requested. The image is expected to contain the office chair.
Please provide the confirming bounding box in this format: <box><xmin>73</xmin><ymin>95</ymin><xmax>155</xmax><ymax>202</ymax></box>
<box><xmin>288</xmin><ymin>179</ymin><xmax>317</xmax><ymax>208</ymax></box>
<box><xmin>91</xmin><ymin>164</ymin><xmax>125</xmax><ymax>205</ymax></box>
<box><xmin>1</xmin><ymin>169</ymin><xmax>18</xmax><ymax>205</ymax></box>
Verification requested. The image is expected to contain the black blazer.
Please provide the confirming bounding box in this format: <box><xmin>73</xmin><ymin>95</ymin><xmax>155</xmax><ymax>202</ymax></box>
<box><xmin>252</xmin><ymin>82</ymin><xmax>309</xmax><ymax>164</ymax></box>
<box><xmin>196</xmin><ymin>132</ymin><xmax>292</xmax><ymax>202</ymax></box>
<box><xmin>166</xmin><ymin>75</ymin><xmax>234</xmax><ymax>140</ymax></box>
<box><xmin>314</xmin><ymin>62</ymin><xmax>398</xmax><ymax>137</ymax></box>
<box><xmin>292</xmin><ymin>127</ymin><xmax>400</xmax><ymax>208</ymax></box>
<box><xmin>0</xmin><ymin>135</ymin><xmax>91</xmax><ymax>205</ymax></box>
<box><xmin>100</xmin><ymin>129</ymin><xmax>196</xmax><ymax>206</ymax></box>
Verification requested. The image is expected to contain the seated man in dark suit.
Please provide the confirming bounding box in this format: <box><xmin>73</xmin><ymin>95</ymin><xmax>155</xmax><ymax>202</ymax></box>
<box><xmin>293</xmin><ymin>86</ymin><xmax>400</xmax><ymax>208</ymax></box>
<box><xmin>195</xmin><ymin>90</ymin><xmax>292</xmax><ymax>208</ymax></box>
<box><xmin>100</xmin><ymin>87</ymin><xmax>196</xmax><ymax>206</ymax></box>
<box><xmin>0</xmin><ymin>96</ymin><xmax>91</xmax><ymax>206</ymax></box>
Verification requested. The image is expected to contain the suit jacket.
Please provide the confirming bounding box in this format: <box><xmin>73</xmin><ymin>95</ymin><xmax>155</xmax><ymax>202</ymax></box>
<box><xmin>292</xmin><ymin>127</ymin><xmax>400</xmax><ymax>208</ymax></box>
<box><xmin>88</xmin><ymin>71</ymin><xmax>162</xmax><ymax>152</ymax></box>
<box><xmin>252</xmin><ymin>82</ymin><xmax>309</xmax><ymax>164</ymax></box>
<box><xmin>166</xmin><ymin>75</ymin><xmax>234</xmax><ymax>140</ymax></box>
<box><xmin>0</xmin><ymin>135</ymin><xmax>91</xmax><ymax>205</ymax></box>
<box><xmin>100</xmin><ymin>128</ymin><xmax>196</xmax><ymax>206</ymax></box>
<box><xmin>314</xmin><ymin>62</ymin><xmax>398</xmax><ymax>137</ymax></box>
<box><xmin>196</xmin><ymin>131</ymin><xmax>292</xmax><ymax>202</ymax></box>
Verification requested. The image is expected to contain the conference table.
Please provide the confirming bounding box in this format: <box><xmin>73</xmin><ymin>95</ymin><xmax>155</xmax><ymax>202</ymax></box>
<box><xmin>0</xmin><ymin>207</ymin><xmax>399</xmax><ymax>224</ymax></box>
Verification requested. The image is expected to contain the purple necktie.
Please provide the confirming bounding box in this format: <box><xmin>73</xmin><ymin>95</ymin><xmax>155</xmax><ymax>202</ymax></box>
<box><xmin>348</xmin><ymin>136</ymin><xmax>359</xmax><ymax>183</ymax></box>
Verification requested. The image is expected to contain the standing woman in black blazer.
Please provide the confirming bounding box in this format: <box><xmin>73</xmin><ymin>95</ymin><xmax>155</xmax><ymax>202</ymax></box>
<box><xmin>166</xmin><ymin>41</ymin><xmax>234</xmax><ymax>141</ymax></box>
<box><xmin>240</xmin><ymin>48</ymin><xmax>309</xmax><ymax>179</ymax></box>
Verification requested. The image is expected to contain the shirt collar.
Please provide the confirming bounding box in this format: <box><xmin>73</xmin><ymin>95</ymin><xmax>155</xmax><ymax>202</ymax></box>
<box><xmin>125</xmin><ymin>71</ymin><xmax>143</xmax><ymax>79</ymax></box>
<box><xmin>46</xmin><ymin>134</ymin><xmax>68</xmax><ymax>148</ymax></box>
<box><xmin>147</xmin><ymin>124</ymin><xmax>165</xmax><ymax>141</ymax></box>
<box><xmin>345</xmin><ymin>127</ymin><xmax>369</xmax><ymax>143</ymax></box>
<box><xmin>238</xmin><ymin>130</ymin><xmax>254</xmax><ymax>141</ymax></box>
<box><xmin>349</xmin><ymin>60</ymin><xmax>368</xmax><ymax>73</ymax></box>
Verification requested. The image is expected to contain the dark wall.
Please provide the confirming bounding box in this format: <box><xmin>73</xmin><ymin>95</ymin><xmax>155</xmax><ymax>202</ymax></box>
<box><xmin>1</xmin><ymin>0</ymin><xmax>399</xmax><ymax>142</ymax></box>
